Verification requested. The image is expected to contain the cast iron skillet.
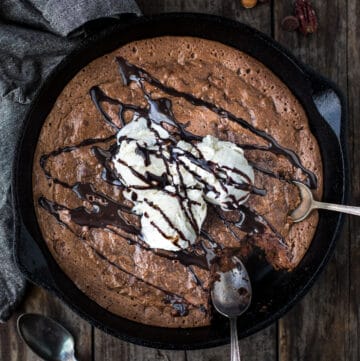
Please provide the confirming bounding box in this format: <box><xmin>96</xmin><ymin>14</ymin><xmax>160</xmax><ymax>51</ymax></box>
<box><xmin>12</xmin><ymin>13</ymin><xmax>348</xmax><ymax>350</ymax></box>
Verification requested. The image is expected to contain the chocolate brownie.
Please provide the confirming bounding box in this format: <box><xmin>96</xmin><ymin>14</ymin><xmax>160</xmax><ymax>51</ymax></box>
<box><xmin>32</xmin><ymin>37</ymin><xmax>323</xmax><ymax>328</ymax></box>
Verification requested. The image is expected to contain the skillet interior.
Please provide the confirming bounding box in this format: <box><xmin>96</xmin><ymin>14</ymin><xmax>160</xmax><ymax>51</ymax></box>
<box><xmin>12</xmin><ymin>13</ymin><xmax>347</xmax><ymax>349</ymax></box>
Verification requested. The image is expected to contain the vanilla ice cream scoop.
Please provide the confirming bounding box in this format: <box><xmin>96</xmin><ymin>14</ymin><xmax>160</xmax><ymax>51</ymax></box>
<box><xmin>124</xmin><ymin>187</ymin><xmax>207</xmax><ymax>251</ymax></box>
<box><xmin>112</xmin><ymin>116</ymin><xmax>207</xmax><ymax>251</ymax></box>
<box><xmin>112</xmin><ymin>116</ymin><xmax>170</xmax><ymax>188</ymax></box>
<box><xmin>112</xmin><ymin>116</ymin><xmax>254</xmax><ymax>251</ymax></box>
<box><xmin>176</xmin><ymin>135</ymin><xmax>254</xmax><ymax>210</ymax></box>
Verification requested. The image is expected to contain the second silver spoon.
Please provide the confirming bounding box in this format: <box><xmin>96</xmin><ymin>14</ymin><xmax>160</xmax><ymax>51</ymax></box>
<box><xmin>17</xmin><ymin>313</ymin><xmax>77</xmax><ymax>361</ymax></box>
<box><xmin>291</xmin><ymin>181</ymin><xmax>360</xmax><ymax>222</ymax></box>
<box><xmin>211</xmin><ymin>256</ymin><xmax>252</xmax><ymax>361</ymax></box>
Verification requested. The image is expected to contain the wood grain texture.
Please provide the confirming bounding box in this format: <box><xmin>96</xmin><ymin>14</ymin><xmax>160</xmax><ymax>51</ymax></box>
<box><xmin>274</xmin><ymin>1</ymin><xmax>351</xmax><ymax>361</ymax></box>
<box><xmin>137</xmin><ymin>0</ymin><xmax>271</xmax><ymax>33</ymax></box>
<box><xmin>347</xmin><ymin>0</ymin><xmax>360</xmax><ymax>360</ymax></box>
<box><xmin>94</xmin><ymin>330</ymin><xmax>186</xmax><ymax>361</ymax></box>
<box><xmin>1</xmin><ymin>1</ymin><xmax>359</xmax><ymax>361</ymax></box>
<box><xmin>0</xmin><ymin>287</ymin><xmax>92</xmax><ymax>361</ymax></box>
<box><xmin>186</xmin><ymin>324</ymin><xmax>276</xmax><ymax>361</ymax></box>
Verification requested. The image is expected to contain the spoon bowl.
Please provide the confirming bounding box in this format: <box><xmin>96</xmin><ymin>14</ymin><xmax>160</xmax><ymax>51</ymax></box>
<box><xmin>17</xmin><ymin>313</ymin><xmax>77</xmax><ymax>361</ymax></box>
<box><xmin>290</xmin><ymin>181</ymin><xmax>314</xmax><ymax>222</ymax></box>
<box><xmin>211</xmin><ymin>258</ymin><xmax>252</xmax><ymax>318</ymax></box>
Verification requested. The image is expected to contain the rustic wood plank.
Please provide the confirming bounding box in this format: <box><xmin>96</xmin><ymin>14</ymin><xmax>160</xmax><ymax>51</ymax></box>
<box><xmin>93</xmin><ymin>324</ymin><xmax>277</xmax><ymax>361</ymax></box>
<box><xmin>94</xmin><ymin>2</ymin><xmax>276</xmax><ymax>361</ymax></box>
<box><xmin>137</xmin><ymin>0</ymin><xmax>271</xmax><ymax>33</ymax></box>
<box><xmin>347</xmin><ymin>0</ymin><xmax>360</xmax><ymax>360</ymax></box>
<box><xmin>0</xmin><ymin>286</ymin><xmax>92</xmax><ymax>361</ymax></box>
<box><xmin>274</xmin><ymin>1</ymin><xmax>351</xmax><ymax>360</ymax></box>
<box><xmin>186</xmin><ymin>324</ymin><xmax>276</xmax><ymax>361</ymax></box>
<box><xmin>274</xmin><ymin>1</ymin><xmax>347</xmax><ymax>87</ymax></box>
<box><xmin>94</xmin><ymin>330</ymin><xmax>186</xmax><ymax>360</ymax></box>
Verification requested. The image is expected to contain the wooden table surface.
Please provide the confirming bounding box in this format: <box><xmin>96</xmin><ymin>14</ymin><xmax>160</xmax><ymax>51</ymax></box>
<box><xmin>1</xmin><ymin>1</ymin><xmax>359</xmax><ymax>360</ymax></box>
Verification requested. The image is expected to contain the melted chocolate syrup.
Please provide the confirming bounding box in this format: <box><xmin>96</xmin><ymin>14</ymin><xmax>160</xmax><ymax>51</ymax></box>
<box><xmin>40</xmin><ymin>135</ymin><xmax>115</xmax><ymax>180</ymax></box>
<box><xmin>116</xmin><ymin>56</ymin><xmax>317</xmax><ymax>189</ymax></box>
<box><xmin>92</xmin><ymin>145</ymin><xmax>123</xmax><ymax>186</ymax></box>
<box><xmin>40</xmin><ymin>194</ymin><xmax>139</xmax><ymax>234</ymax></box>
<box><xmin>39</xmin><ymin>196</ymin><xmax>201</xmax><ymax>313</ymax></box>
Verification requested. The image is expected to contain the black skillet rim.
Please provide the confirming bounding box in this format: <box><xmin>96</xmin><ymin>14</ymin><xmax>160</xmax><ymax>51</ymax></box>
<box><xmin>12</xmin><ymin>13</ymin><xmax>348</xmax><ymax>350</ymax></box>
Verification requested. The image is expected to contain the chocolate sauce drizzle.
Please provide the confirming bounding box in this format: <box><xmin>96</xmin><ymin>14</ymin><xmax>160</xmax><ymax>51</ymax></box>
<box><xmin>116</xmin><ymin>57</ymin><xmax>317</xmax><ymax>189</ymax></box>
<box><xmin>39</xmin><ymin>196</ymin><xmax>198</xmax><ymax>314</ymax></box>
<box><xmin>38</xmin><ymin>56</ymin><xmax>318</xmax><ymax>316</ymax></box>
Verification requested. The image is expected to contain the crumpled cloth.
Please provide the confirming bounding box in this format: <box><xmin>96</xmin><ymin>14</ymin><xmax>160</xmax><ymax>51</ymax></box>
<box><xmin>0</xmin><ymin>0</ymin><xmax>141</xmax><ymax>322</ymax></box>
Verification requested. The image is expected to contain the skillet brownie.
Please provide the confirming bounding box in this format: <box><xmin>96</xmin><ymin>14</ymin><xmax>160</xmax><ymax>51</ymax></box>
<box><xmin>33</xmin><ymin>37</ymin><xmax>323</xmax><ymax>328</ymax></box>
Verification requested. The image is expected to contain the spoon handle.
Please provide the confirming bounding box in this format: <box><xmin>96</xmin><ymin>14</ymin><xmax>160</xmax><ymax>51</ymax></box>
<box><xmin>313</xmin><ymin>201</ymin><xmax>360</xmax><ymax>217</ymax></box>
<box><xmin>230</xmin><ymin>317</ymin><xmax>241</xmax><ymax>361</ymax></box>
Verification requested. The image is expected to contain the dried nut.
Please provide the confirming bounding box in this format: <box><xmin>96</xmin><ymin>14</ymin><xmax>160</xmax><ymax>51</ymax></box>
<box><xmin>281</xmin><ymin>16</ymin><xmax>300</xmax><ymax>32</ymax></box>
<box><xmin>295</xmin><ymin>0</ymin><xmax>318</xmax><ymax>35</ymax></box>
<box><xmin>241</xmin><ymin>0</ymin><xmax>258</xmax><ymax>9</ymax></box>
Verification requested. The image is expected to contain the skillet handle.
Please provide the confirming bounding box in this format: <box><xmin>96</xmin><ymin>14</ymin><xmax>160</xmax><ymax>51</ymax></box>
<box><xmin>307</xmin><ymin>70</ymin><xmax>345</xmax><ymax>140</ymax></box>
<box><xmin>306</xmin><ymin>69</ymin><xmax>349</xmax><ymax>206</ymax></box>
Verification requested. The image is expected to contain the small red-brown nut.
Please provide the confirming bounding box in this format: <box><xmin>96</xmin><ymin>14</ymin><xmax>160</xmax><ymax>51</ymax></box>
<box><xmin>281</xmin><ymin>15</ymin><xmax>300</xmax><ymax>32</ymax></box>
<box><xmin>295</xmin><ymin>0</ymin><xmax>318</xmax><ymax>35</ymax></box>
<box><xmin>241</xmin><ymin>0</ymin><xmax>258</xmax><ymax>9</ymax></box>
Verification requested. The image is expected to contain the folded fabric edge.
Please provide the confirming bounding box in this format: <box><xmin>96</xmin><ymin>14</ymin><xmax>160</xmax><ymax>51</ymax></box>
<box><xmin>42</xmin><ymin>0</ymin><xmax>141</xmax><ymax>36</ymax></box>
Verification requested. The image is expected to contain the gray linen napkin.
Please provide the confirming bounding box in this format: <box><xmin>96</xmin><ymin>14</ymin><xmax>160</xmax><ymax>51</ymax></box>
<box><xmin>0</xmin><ymin>0</ymin><xmax>141</xmax><ymax>322</ymax></box>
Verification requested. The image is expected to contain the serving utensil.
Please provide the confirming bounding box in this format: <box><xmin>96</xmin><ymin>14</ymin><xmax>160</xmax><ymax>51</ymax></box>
<box><xmin>17</xmin><ymin>313</ymin><xmax>77</xmax><ymax>361</ymax></box>
<box><xmin>211</xmin><ymin>257</ymin><xmax>252</xmax><ymax>361</ymax></box>
<box><xmin>291</xmin><ymin>181</ymin><xmax>360</xmax><ymax>222</ymax></box>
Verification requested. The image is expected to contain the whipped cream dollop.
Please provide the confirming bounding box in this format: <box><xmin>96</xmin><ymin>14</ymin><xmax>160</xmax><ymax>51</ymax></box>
<box><xmin>112</xmin><ymin>115</ymin><xmax>254</xmax><ymax>251</ymax></box>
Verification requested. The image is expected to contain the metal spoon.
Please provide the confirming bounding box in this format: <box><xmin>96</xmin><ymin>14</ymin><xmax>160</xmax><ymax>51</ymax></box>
<box><xmin>17</xmin><ymin>313</ymin><xmax>77</xmax><ymax>361</ymax></box>
<box><xmin>290</xmin><ymin>181</ymin><xmax>360</xmax><ymax>222</ymax></box>
<box><xmin>211</xmin><ymin>256</ymin><xmax>252</xmax><ymax>361</ymax></box>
